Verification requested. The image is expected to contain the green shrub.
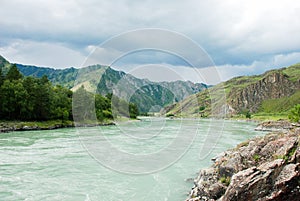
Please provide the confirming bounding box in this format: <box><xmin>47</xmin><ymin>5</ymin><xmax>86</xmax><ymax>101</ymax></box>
<box><xmin>253</xmin><ymin>154</ymin><xmax>260</xmax><ymax>162</ymax></box>
<box><xmin>245</xmin><ymin>111</ymin><xmax>251</xmax><ymax>119</ymax></box>
<box><xmin>199</xmin><ymin>106</ymin><xmax>206</xmax><ymax>111</ymax></box>
<box><xmin>275</xmin><ymin>155</ymin><xmax>289</xmax><ymax>161</ymax></box>
<box><xmin>288</xmin><ymin>104</ymin><xmax>300</xmax><ymax>123</ymax></box>
<box><xmin>220</xmin><ymin>176</ymin><xmax>231</xmax><ymax>186</ymax></box>
<box><xmin>166</xmin><ymin>113</ymin><xmax>174</xmax><ymax>117</ymax></box>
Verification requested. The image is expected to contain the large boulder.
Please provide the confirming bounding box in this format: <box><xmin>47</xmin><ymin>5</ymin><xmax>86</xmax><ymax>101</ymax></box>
<box><xmin>186</xmin><ymin>128</ymin><xmax>300</xmax><ymax>201</ymax></box>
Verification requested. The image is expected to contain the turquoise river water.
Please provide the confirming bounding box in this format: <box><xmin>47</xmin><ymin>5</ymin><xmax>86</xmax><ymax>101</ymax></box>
<box><xmin>0</xmin><ymin>118</ymin><xmax>264</xmax><ymax>201</ymax></box>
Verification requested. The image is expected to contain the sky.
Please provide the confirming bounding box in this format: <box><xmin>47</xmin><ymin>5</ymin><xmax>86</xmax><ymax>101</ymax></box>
<box><xmin>0</xmin><ymin>0</ymin><xmax>300</xmax><ymax>84</ymax></box>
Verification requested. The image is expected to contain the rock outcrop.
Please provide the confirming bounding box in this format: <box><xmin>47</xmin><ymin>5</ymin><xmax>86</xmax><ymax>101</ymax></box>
<box><xmin>186</xmin><ymin>127</ymin><xmax>300</xmax><ymax>201</ymax></box>
<box><xmin>228</xmin><ymin>72</ymin><xmax>300</xmax><ymax>113</ymax></box>
<box><xmin>0</xmin><ymin>122</ymin><xmax>74</xmax><ymax>133</ymax></box>
<box><xmin>164</xmin><ymin>64</ymin><xmax>300</xmax><ymax>117</ymax></box>
<box><xmin>255</xmin><ymin>120</ymin><xmax>300</xmax><ymax>132</ymax></box>
<box><xmin>0</xmin><ymin>121</ymin><xmax>117</xmax><ymax>133</ymax></box>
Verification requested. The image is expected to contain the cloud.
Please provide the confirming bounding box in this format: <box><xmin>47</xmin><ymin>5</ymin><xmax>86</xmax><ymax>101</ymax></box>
<box><xmin>0</xmin><ymin>0</ymin><xmax>300</xmax><ymax>82</ymax></box>
<box><xmin>114</xmin><ymin>52</ymin><xmax>300</xmax><ymax>85</ymax></box>
<box><xmin>83</xmin><ymin>29</ymin><xmax>215</xmax><ymax>69</ymax></box>
<box><xmin>0</xmin><ymin>40</ymin><xmax>86</xmax><ymax>68</ymax></box>
<box><xmin>207</xmin><ymin>52</ymin><xmax>300</xmax><ymax>84</ymax></box>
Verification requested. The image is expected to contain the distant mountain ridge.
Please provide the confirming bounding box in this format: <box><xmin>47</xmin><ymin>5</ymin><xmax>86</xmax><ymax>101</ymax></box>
<box><xmin>164</xmin><ymin>63</ymin><xmax>300</xmax><ymax>117</ymax></box>
<box><xmin>0</xmin><ymin>55</ymin><xmax>208</xmax><ymax>112</ymax></box>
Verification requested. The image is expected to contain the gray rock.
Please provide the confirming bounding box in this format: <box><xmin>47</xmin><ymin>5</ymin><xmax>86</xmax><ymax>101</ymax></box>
<box><xmin>186</xmin><ymin>128</ymin><xmax>300</xmax><ymax>201</ymax></box>
<box><xmin>255</xmin><ymin>120</ymin><xmax>296</xmax><ymax>132</ymax></box>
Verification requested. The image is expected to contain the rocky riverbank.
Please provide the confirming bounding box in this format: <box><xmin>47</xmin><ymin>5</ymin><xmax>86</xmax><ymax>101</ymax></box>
<box><xmin>255</xmin><ymin>119</ymin><xmax>300</xmax><ymax>132</ymax></box>
<box><xmin>186</xmin><ymin>123</ymin><xmax>300</xmax><ymax>201</ymax></box>
<box><xmin>0</xmin><ymin>120</ymin><xmax>115</xmax><ymax>133</ymax></box>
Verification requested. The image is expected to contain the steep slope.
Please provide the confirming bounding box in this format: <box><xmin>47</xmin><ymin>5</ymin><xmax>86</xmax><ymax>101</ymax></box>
<box><xmin>16</xmin><ymin>64</ymin><xmax>79</xmax><ymax>88</ymax></box>
<box><xmin>0</xmin><ymin>55</ymin><xmax>12</xmax><ymax>73</ymax></box>
<box><xmin>165</xmin><ymin>64</ymin><xmax>300</xmax><ymax>117</ymax></box>
<box><xmin>0</xmin><ymin>55</ymin><xmax>208</xmax><ymax>113</ymax></box>
<box><xmin>227</xmin><ymin>66</ymin><xmax>300</xmax><ymax>113</ymax></box>
<box><xmin>94</xmin><ymin>67</ymin><xmax>208</xmax><ymax>112</ymax></box>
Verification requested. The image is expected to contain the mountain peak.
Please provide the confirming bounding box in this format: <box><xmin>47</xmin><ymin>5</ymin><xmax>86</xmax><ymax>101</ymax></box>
<box><xmin>0</xmin><ymin>55</ymin><xmax>9</xmax><ymax>66</ymax></box>
<box><xmin>0</xmin><ymin>55</ymin><xmax>12</xmax><ymax>73</ymax></box>
<box><xmin>1</xmin><ymin>56</ymin><xmax>208</xmax><ymax>112</ymax></box>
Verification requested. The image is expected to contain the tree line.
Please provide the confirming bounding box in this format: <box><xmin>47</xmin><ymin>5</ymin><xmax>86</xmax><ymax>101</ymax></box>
<box><xmin>0</xmin><ymin>64</ymin><xmax>138</xmax><ymax>122</ymax></box>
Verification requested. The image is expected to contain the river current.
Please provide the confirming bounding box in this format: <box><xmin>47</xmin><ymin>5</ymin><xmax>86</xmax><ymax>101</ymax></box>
<box><xmin>0</xmin><ymin>118</ymin><xmax>264</xmax><ymax>201</ymax></box>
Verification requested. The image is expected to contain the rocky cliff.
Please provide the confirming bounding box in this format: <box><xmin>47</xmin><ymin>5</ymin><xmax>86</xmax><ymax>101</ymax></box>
<box><xmin>228</xmin><ymin>71</ymin><xmax>300</xmax><ymax>113</ymax></box>
<box><xmin>165</xmin><ymin>64</ymin><xmax>300</xmax><ymax>117</ymax></box>
<box><xmin>186</xmin><ymin>125</ymin><xmax>300</xmax><ymax>201</ymax></box>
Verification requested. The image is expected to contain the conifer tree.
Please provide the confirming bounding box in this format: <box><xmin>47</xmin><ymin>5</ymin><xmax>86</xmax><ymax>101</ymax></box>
<box><xmin>5</xmin><ymin>64</ymin><xmax>23</xmax><ymax>81</ymax></box>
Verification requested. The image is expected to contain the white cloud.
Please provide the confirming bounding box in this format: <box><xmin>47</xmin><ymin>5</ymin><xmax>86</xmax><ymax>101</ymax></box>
<box><xmin>0</xmin><ymin>0</ymin><xmax>300</xmax><ymax>82</ymax></box>
<box><xmin>113</xmin><ymin>52</ymin><xmax>300</xmax><ymax>85</ymax></box>
<box><xmin>209</xmin><ymin>52</ymin><xmax>300</xmax><ymax>84</ymax></box>
<box><xmin>0</xmin><ymin>40</ymin><xmax>86</xmax><ymax>68</ymax></box>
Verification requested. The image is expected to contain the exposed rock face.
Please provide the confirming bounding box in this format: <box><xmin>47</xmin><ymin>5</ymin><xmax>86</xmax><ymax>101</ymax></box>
<box><xmin>228</xmin><ymin>72</ymin><xmax>300</xmax><ymax>113</ymax></box>
<box><xmin>255</xmin><ymin>120</ymin><xmax>299</xmax><ymax>132</ymax></box>
<box><xmin>164</xmin><ymin>65</ymin><xmax>300</xmax><ymax>117</ymax></box>
<box><xmin>186</xmin><ymin>127</ymin><xmax>300</xmax><ymax>201</ymax></box>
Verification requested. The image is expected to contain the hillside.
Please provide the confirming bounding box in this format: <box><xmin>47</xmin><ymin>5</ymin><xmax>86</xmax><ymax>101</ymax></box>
<box><xmin>0</xmin><ymin>55</ymin><xmax>208</xmax><ymax>113</ymax></box>
<box><xmin>0</xmin><ymin>55</ymin><xmax>12</xmax><ymax>73</ymax></box>
<box><xmin>164</xmin><ymin>64</ymin><xmax>300</xmax><ymax>118</ymax></box>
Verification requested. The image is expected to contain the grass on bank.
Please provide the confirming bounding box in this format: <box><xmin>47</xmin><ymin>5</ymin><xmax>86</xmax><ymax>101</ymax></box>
<box><xmin>251</xmin><ymin>113</ymin><xmax>289</xmax><ymax>121</ymax></box>
<box><xmin>229</xmin><ymin>112</ymin><xmax>289</xmax><ymax>121</ymax></box>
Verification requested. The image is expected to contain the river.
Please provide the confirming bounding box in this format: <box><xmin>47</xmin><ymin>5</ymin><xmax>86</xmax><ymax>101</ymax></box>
<box><xmin>0</xmin><ymin>118</ymin><xmax>264</xmax><ymax>201</ymax></box>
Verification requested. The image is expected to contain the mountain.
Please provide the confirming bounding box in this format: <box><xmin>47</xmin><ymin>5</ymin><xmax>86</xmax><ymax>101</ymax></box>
<box><xmin>94</xmin><ymin>67</ymin><xmax>208</xmax><ymax>112</ymax></box>
<box><xmin>0</xmin><ymin>55</ymin><xmax>208</xmax><ymax>113</ymax></box>
<box><xmin>164</xmin><ymin>64</ymin><xmax>300</xmax><ymax>117</ymax></box>
<box><xmin>16</xmin><ymin>63</ymin><xmax>102</xmax><ymax>89</ymax></box>
<box><xmin>0</xmin><ymin>55</ymin><xmax>12</xmax><ymax>73</ymax></box>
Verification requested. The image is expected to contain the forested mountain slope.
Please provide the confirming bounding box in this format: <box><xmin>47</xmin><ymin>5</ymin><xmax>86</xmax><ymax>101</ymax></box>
<box><xmin>0</xmin><ymin>55</ymin><xmax>208</xmax><ymax>113</ymax></box>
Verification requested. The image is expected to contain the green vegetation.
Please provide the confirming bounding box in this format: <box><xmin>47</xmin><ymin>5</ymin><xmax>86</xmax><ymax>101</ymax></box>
<box><xmin>274</xmin><ymin>146</ymin><xmax>297</xmax><ymax>162</ymax></box>
<box><xmin>0</xmin><ymin>120</ymin><xmax>74</xmax><ymax>130</ymax></box>
<box><xmin>245</xmin><ymin>112</ymin><xmax>251</xmax><ymax>119</ymax></box>
<box><xmin>0</xmin><ymin>64</ymin><xmax>72</xmax><ymax>121</ymax></box>
<box><xmin>259</xmin><ymin>91</ymin><xmax>300</xmax><ymax>114</ymax></box>
<box><xmin>275</xmin><ymin>155</ymin><xmax>289</xmax><ymax>161</ymax></box>
<box><xmin>220</xmin><ymin>176</ymin><xmax>231</xmax><ymax>186</ymax></box>
<box><xmin>288</xmin><ymin>104</ymin><xmax>300</xmax><ymax>123</ymax></box>
<box><xmin>1</xmin><ymin>55</ymin><xmax>299</xmax><ymax>121</ymax></box>
<box><xmin>251</xmin><ymin>113</ymin><xmax>289</xmax><ymax>121</ymax></box>
<box><xmin>16</xmin><ymin>64</ymin><xmax>78</xmax><ymax>89</ymax></box>
<box><xmin>282</xmin><ymin>63</ymin><xmax>300</xmax><ymax>82</ymax></box>
<box><xmin>1</xmin><ymin>54</ymin><xmax>207</xmax><ymax>117</ymax></box>
<box><xmin>0</xmin><ymin>65</ymin><xmax>138</xmax><ymax>125</ymax></box>
<box><xmin>165</xmin><ymin>63</ymin><xmax>300</xmax><ymax>119</ymax></box>
<box><xmin>288</xmin><ymin>147</ymin><xmax>297</xmax><ymax>158</ymax></box>
<box><xmin>199</xmin><ymin>106</ymin><xmax>205</xmax><ymax>111</ymax></box>
<box><xmin>239</xmin><ymin>110</ymin><xmax>251</xmax><ymax>119</ymax></box>
<box><xmin>223</xmin><ymin>74</ymin><xmax>262</xmax><ymax>92</ymax></box>
<box><xmin>253</xmin><ymin>154</ymin><xmax>261</xmax><ymax>162</ymax></box>
<box><xmin>129</xmin><ymin>84</ymin><xmax>174</xmax><ymax>113</ymax></box>
<box><xmin>166</xmin><ymin>113</ymin><xmax>175</xmax><ymax>117</ymax></box>
<box><xmin>13</xmin><ymin>59</ymin><xmax>207</xmax><ymax>113</ymax></box>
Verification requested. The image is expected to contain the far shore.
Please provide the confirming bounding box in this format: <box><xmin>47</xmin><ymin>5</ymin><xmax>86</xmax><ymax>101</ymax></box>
<box><xmin>0</xmin><ymin>116</ymin><xmax>294</xmax><ymax>134</ymax></box>
<box><xmin>0</xmin><ymin>120</ymin><xmax>115</xmax><ymax>133</ymax></box>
